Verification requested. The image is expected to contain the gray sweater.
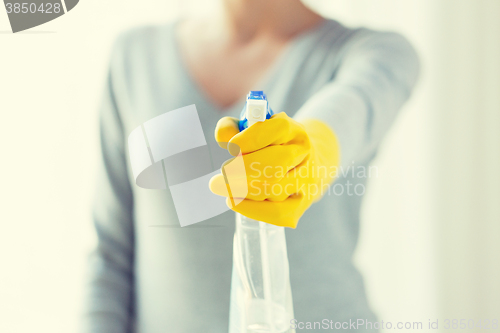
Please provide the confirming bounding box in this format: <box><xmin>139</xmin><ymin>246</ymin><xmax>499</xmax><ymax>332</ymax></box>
<box><xmin>82</xmin><ymin>19</ymin><xmax>419</xmax><ymax>332</ymax></box>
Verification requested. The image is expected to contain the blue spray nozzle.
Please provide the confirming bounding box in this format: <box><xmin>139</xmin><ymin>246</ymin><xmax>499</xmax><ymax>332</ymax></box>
<box><xmin>239</xmin><ymin>91</ymin><xmax>274</xmax><ymax>131</ymax></box>
<box><xmin>247</xmin><ymin>91</ymin><xmax>267</xmax><ymax>100</ymax></box>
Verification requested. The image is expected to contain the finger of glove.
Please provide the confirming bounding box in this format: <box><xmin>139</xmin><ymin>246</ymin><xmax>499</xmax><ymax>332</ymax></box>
<box><xmin>226</xmin><ymin>195</ymin><xmax>305</xmax><ymax>228</ymax></box>
<box><xmin>245</xmin><ymin>177</ymin><xmax>300</xmax><ymax>202</ymax></box>
<box><xmin>214</xmin><ymin>117</ymin><xmax>240</xmax><ymax>149</ymax></box>
<box><xmin>210</xmin><ymin>173</ymin><xmax>245</xmax><ymax>197</ymax></box>
<box><xmin>210</xmin><ymin>146</ymin><xmax>310</xmax><ymax>200</ymax></box>
<box><xmin>211</xmin><ymin>169</ymin><xmax>313</xmax><ymax>202</ymax></box>
<box><xmin>209</xmin><ymin>173</ymin><xmax>251</xmax><ymax>199</ymax></box>
<box><xmin>228</xmin><ymin>112</ymin><xmax>307</xmax><ymax>156</ymax></box>
<box><xmin>210</xmin><ymin>175</ymin><xmax>293</xmax><ymax>202</ymax></box>
<box><xmin>229</xmin><ymin>144</ymin><xmax>309</xmax><ymax>183</ymax></box>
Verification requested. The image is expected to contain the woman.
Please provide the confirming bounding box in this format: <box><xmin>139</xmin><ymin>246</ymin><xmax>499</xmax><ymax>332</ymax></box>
<box><xmin>83</xmin><ymin>0</ymin><xmax>419</xmax><ymax>332</ymax></box>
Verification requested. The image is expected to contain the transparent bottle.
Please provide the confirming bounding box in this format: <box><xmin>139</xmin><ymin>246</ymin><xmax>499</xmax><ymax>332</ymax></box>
<box><xmin>229</xmin><ymin>215</ymin><xmax>295</xmax><ymax>333</ymax></box>
<box><xmin>228</xmin><ymin>91</ymin><xmax>295</xmax><ymax>333</ymax></box>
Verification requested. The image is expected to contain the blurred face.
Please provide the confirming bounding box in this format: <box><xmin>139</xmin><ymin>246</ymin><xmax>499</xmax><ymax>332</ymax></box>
<box><xmin>223</xmin><ymin>0</ymin><xmax>303</xmax><ymax>11</ymax></box>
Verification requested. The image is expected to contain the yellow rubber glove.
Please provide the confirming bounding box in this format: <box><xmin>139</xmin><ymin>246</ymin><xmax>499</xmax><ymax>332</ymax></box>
<box><xmin>209</xmin><ymin>112</ymin><xmax>340</xmax><ymax>228</ymax></box>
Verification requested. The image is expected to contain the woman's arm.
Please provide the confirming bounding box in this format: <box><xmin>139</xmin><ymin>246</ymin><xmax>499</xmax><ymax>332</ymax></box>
<box><xmin>294</xmin><ymin>29</ymin><xmax>421</xmax><ymax>168</ymax></box>
<box><xmin>81</xmin><ymin>38</ymin><xmax>135</xmax><ymax>333</ymax></box>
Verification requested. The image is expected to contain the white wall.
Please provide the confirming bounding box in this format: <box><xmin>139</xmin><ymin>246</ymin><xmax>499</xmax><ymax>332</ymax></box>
<box><xmin>0</xmin><ymin>2</ymin><xmax>183</xmax><ymax>332</ymax></box>
<box><xmin>429</xmin><ymin>0</ymin><xmax>500</xmax><ymax>324</ymax></box>
<box><xmin>1</xmin><ymin>1</ymin><xmax>499</xmax><ymax>332</ymax></box>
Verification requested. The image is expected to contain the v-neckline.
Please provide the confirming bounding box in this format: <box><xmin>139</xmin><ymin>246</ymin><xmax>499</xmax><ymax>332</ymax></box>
<box><xmin>169</xmin><ymin>18</ymin><xmax>328</xmax><ymax>115</ymax></box>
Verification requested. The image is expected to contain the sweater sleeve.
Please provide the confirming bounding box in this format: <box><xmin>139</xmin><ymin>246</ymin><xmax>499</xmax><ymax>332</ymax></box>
<box><xmin>294</xmin><ymin>29</ymin><xmax>420</xmax><ymax>168</ymax></box>
<box><xmin>80</xmin><ymin>35</ymin><xmax>135</xmax><ymax>333</ymax></box>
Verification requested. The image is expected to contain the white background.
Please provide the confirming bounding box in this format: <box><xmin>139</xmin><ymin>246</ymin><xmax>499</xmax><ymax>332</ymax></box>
<box><xmin>1</xmin><ymin>1</ymin><xmax>499</xmax><ymax>332</ymax></box>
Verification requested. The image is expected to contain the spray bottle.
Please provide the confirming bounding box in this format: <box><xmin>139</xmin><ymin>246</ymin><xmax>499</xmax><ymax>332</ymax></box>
<box><xmin>228</xmin><ymin>91</ymin><xmax>295</xmax><ymax>333</ymax></box>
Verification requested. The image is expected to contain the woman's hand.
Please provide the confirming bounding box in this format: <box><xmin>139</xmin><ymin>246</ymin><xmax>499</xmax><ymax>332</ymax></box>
<box><xmin>209</xmin><ymin>112</ymin><xmax>340</xmax><ymax>228</ymax></box>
